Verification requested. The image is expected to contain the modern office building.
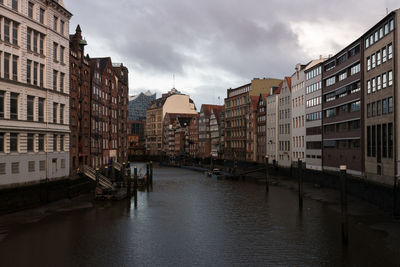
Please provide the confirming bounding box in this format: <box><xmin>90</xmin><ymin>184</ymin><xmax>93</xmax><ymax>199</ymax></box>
<box><xmin>364</xmin><ymin>10</ymin><xmax>398</xmax><ymax>185</ymax></box>
<box><xmin>128</xmin><ymin>91</ymin><xmax>156</xmax><ymax>121</ymax></box>
<box><xmin>0</xmin><ymin>0</ymin><xmax>71</xmax><ymax>187</ymax></box>
<box><xmin>304</xmin><ymin>60</ymin><xmax>324</xmax><ymax>170</ymax></box>
<box><xmin>322</xmin><ymin>39</ymin><xmax>363</xmax><ymax>175</ymax></box>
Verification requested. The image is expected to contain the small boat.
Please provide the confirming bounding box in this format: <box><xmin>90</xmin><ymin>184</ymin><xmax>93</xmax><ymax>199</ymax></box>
<box><xmin>205</xmin><ymin>170</ymin><xmax>212</xmax><ymax>177</ymax></box>
<box><xmin>211</xmin><ymin>168</ymin><xmax>224</xmax><ymax>179</ymax></box>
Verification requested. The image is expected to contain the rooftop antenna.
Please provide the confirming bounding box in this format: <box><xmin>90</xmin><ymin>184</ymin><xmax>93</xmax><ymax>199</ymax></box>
<box><xmin>218</xmin><ymin>96</ymin><xmax>221</xmax><ymax>105</ymax></box>
<box><xmin>173</xmin><ymin>74</ymin><xmax>175</xmax><ymax>89</ymax></box>
<box><xmin>386</xmin><ymin>8</ymin><xmax>389</xmax><ymax>15</ymax></box>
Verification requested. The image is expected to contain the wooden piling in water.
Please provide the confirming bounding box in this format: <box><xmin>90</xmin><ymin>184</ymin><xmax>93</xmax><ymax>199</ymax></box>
<box><xmin>340</xmin><ymin>165</ymin><xmax>348</xmax><ymax>245</ymax></box>
<box><xmin>265</xmin><ymin>155</ymin><xmax>269</xmax><ymax>194</ymax></box>
<box><xmin>150</xmin><ymin>161</ymin><xmax>153</xmax><ymax>187</ymax></box>
<box><xmin>134</xmin><ymin>166</ymin><xmax>138</xmax><ymax>208</ymax></box>
<box><xmin>146</xmin><ymin>163</ymin><xmax>150</xmax><ymax>192</ymax></box>
<box><xmin>298</xmin><ymin>158</ymin><xmax>303</xmax><ymax>210</ymax></box>
<box><xmin>127</xmin><ymin>162</ymin><xmax>131</xmax><ymax>198</ymax></box>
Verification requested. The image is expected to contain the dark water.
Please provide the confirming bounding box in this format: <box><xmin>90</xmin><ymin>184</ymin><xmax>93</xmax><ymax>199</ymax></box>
<box><xmin>0</xmin><ymin>166</ymin><xmax>399</xmax><ymax>266</ymax></box>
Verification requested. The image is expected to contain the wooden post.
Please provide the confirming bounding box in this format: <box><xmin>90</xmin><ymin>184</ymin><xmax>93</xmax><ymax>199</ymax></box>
<box><xmin>233</xmin><ymin>152</ymin><xmax>237</xmax><ymax>177</ymax></box>
<box><xmin>265</xmin><ymin>155</ymin><xmax>269</xmax><ymax>194</ymax></box>
<box><xmin>134</xmin><ymin>166</ymin><xmax>138</xmax><ymax>208</ymax></box>
<box><xmin>298</xmin><ymin>158</ymin><xmax>303</xmax><ymax>210</ymax></box>
<box><xmin>146</xmin><ymin>163</ymin><xmax>150</xmax><ymax>192</ymax></box>
<box><xmin>95</xmin><ymin>168</ymin><xmax>99</xmax><ymax>199</ymax></box>
<box><xmin>340</xmin><ymin>165</ymin><xmax>348</xmax><ymax>245</ymax></box>
<box><xmin>127</xmin><ymin>162</ymin><xmax>131</xmax><ymax>198</ymax></box>
<box><xmin>393</xmin><ymin>176</ymin><xmax>399</xmax><ymax>217</ymax></box>
<box><xmin>150</xmin><ymin>161</ymin><xmax>153</xmax><ymax>187</ymax></box>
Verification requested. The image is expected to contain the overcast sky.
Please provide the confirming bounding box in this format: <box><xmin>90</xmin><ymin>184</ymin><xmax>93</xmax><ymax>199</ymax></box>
<box><xmin>68</xmin><ymin>0</ymin><xmax>398</xmax><ymax>108</ymax></box>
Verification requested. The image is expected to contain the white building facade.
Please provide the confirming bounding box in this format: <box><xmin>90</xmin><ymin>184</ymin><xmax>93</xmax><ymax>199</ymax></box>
<box><xmin>291</xmin><ymin>64</ymin><xmax>307</xmax><ymax>162</ymax></box>
<box><xmin>0</xmin><ymin>0</ymin><xmax>71</xmax><ymax>187</ymax></box>
<box><xmin>266</xmin><ymin>86</ymin><xmax>280</xmax><ymax>163</ymax></box>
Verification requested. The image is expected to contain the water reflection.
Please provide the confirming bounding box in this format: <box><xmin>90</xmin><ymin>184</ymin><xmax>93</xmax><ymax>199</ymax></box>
<box><xmin>0</xmin><ymin>165</ymin><xmax>398</xmax><ymax>266</ymax></box>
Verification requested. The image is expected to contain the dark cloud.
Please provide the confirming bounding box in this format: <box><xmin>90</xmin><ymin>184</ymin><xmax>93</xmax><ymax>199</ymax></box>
<box><xmin>68</xmin><ymin>0</ymin><xmax>399</xmax><ymax>106</ymax></box>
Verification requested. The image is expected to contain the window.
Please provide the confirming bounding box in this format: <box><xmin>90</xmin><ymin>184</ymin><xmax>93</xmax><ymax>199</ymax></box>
<box><xmin>388</xmin><ymin>43</ymin><xmax>393</xmax><ymax>60</ymax></box>
<box><xmin>389</xmin><ymin>123</ymin><xmax>393</xmax><ymax>158</ymax></box>
<box><xmin>60</xmin><ymin>104</ymin><xmax>64</xmax><ymax>124</ymax></box>
<box><xmin>53</xmin><ymin>16</ymin><xmax>58</xmax><ymax>31</ymax></box>
<box><xmin>4</xmin><ymin>19</ymin><xmax>10</xmax><ymax>43</ymax></box>
<box><xmin>365</xmin><ymin>38</ymin><xmax>369</xmax><ymax>48</ymax></box>
<box><xmin>0</xmin><ymin>91</ymin><xmax>4</xmax><ymax>118</ymax></box>
<box><xmin>371</xmin><ymin>54</ymin><xmax>376</xmax><ymax>68</ymax></box>
<box><xmin>27</xmin><ymin>96</ymin><xmax>34</xmax><ymax>121</ymax></box>
<box><xmin>350</xmin><ymin>63</ymin><xmax>360</xmax><ymax>75</ymax></box>
<box><xmin>10</xmin><ymin>133</ymin><xmax>18</xmax><ymax>152</ymax></box>
<box><xmin>390</xmin><ymin>19</ymin><xmax>394</xmax><ymax>31</ymax></box>
<box><xmin>377</xmin><ymin>51</ymin><xmax>381</xmax><ymax>65</ymax></box>
<box><xmin>326</xmin><ymin>76</ymin><xmax>335</xmax><ymax>86</ymax></box>
<box><xmin>0</xmin><ymin>133</ymin><xmax>4</xmax><ymax>152</ymax></box>
<box><xmin>28</xmin><ymin>161</ymin><xmax>35</xmax><ymax>172</ymax></box>
<box><xmin>338</xmin><ymin>71</ymin><xmax>347</xmax><ymax>81</ymax></box>
<box><xmin>367</xmin><ymin>103</ymin><xmax>373</xmax><ymax>117</ymax></box>
<box><xmin>372</xmin><ymin>125</ymin><xmax>376</xmax><ymax>157</ymax></box>
<box><xmin>53</xmin><ymin>134</ymin><xmax>57</xmax><ymax>151</ymax></box>
<box><xmin>377</xmin><ymin>100</ymin><xmax>381</xmax><ymax>116</ymax></box>
<box><xmin>325</xmin><ymin>108</ymin><xmax>336</xmax><ymax>118</ymax></box>
<box><xmin>40</xmin><ymin>8</ymin><xmax>44</xmax><ymax>24</ymax></box>
<box><xmin>382</xmin><ymin>98</ymin><xmax>387</xmax><ymax>114</ymax></box>
<box><xmin>33</xmin><ymin>32</ymin><xmax>37</xmax><ymax>52</ymax></box>
<box><xmin>11</xmin><ymin>162</ymin><xmax>19</xmax><ymax>174</ymax></box>
<box><xmin>383</xmin><ymin>124</ymin><xmax>387</xmax><ymax>158</ymax></box>
<box><xmin>60</xmin><ymin>73</ymin><xmax>64</xmax><ymax>92</ymax></box>
<box><xmin>388</xmin><ymin>97</ymin><xmax>393</xmax><ymax>113</ymax></box>
<box><xmin>38</xmin><ymin>98</ymin><xmax>44</xmax><ymax>122</ymax></box>
<box><xmin>27</xmin><ymin>133</ymin><xmax>34</xmax><ymax>152</ymax></box>
<box><xmin>388</xmin><ymin>70</ymin><xmax>393</xmax><ymax>86</ymax></box>
<box><xmin>377</xmin><ymin>76</ymin><xmax>381</xmax><ymax>90</ymax></box>
<box><xmin>39</xmin><ymin>34</ymin><xmax>44</xmax><ymax>55</ymax></box>
<box><xmin>26</xmin><ymin>60</ymin><xmax>31</xmax><ymax>83</ymax></box>
<box><xmin>28</xmin><ymin>2</ymin><xmax>33</xmax><ymax>18</ymax></box>
<box><xmin>337</xmin><ymin>53</ymin><xmax>346</xmax><ymax>65</ymax></box>
<box><xmin>4</xmin><ymin>53</ymin><xmax>10</xmax><ymax>79</ymax></box>
<box><xmin>53</xmin><ymin>103</ymin><xmax>57</xmax><ymax>123</ymax></box>
<box><xmin>12</xmin><ymin>22</ymin><xmax>18</xmax><ymax>46</ymax></box>
<box><xmin>384</xmin><ymin>23</ymin><xmax>389</xmax><ymax>35</ymax></box>
<box><xmin>39</xmin><ymin>160</ymin><xmax>45</xmax><ymax>171</ymax></box>
<box><xmin>60</xmin><ymin>135</ymin><xmax>64</xmax><ymax>151</ymax></box>
<box><xmin>367</xmin><ymin>57</ymin><xmax>371</xmax><ymax>71</ymax></box>
<box><xmin>53</xmin><ymin>70</ymin><xmax>57</xmax><ymax>90</ymax></box>
<box><xmin>382</xmin><ymin>47</ymin><xmax>387</xmax><ymax>62</ymax></box>
<box><xmin>38</xmin><ymin>134</ymin><xmax>44</xmax><ymax>151</ymax></box>
<box><xmin>372</xmin><ymin>78</ymin><xmax>376</xmax><ymax>93</ymax></box>
<box><xmin>379</xmin><ymin>27</ymin><xmax>383</xmax><ymax>39</ymax></box>
<box><xmin>12</xmin><ymin>0</ymin><xmax>18</xmax><ymax>10</ymax></box>
<box><xmin>60</xmin><ymin>20</ymin><xmax>64</xmax><ymax>35</ymax></box>
<box><xmin>382</xmin><ymin>73</ymin><xmax>387</xmax><ymax>88</ymax></box>
<box><xmin>53</xmin><ymin>42</ymin><xmax>58</xmax><ymax>60</ymax></box>
<box><xmin>27</xmin><ymin>30</ymin><xmax>31</xmax><ymax>50</ymax></box>
<box><xmin>40</xmin><ymin>64</ymin><xmax>44</xmax><ymax>87</ymax></box>
<box><xmin>33</xmin><ymin>62</ymin><xmax>38</xmax><ymax>85</ymax></box>
<box><xmin>10</xmin><ymin>93</ymin><xmax>18</xmax><ymax>120</ymax></box>
<box><xmin>12</xmin><ymin>55</ymin><xmax>18</xmax><ymax>80</ymax></box>
<box><xmin>350</xmin><ymin>101</ymin><xmax>360</xmax><ymax>112</ymax></box>
<box><xmin>60</xmin><ymin>46</ymin><xmax>64</xmax><ymax>63</ymax></box>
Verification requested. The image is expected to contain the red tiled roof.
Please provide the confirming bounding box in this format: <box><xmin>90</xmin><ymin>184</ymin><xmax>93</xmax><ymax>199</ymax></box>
<box><xmin>200</xmin><ymin>104</ymin><xmax>223</xmax><ymax>118</ymax></box>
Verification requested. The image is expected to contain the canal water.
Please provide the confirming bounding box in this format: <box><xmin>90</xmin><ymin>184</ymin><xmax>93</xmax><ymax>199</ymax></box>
<box><xmin>0</xmin><ymin>165</ymin><xmax>399</xmax><ymax>266</ymax></box>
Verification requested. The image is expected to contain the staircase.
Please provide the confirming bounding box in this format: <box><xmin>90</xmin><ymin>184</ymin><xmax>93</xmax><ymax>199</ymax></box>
<box><xmin>112</xmin><ymin>161</ymin><xmax>122</xmax><ymax>171</ymax></box>
<box><xmin>83</xmin><ymin>165</ymin><xmax>114</xmax><ymax>190</ymax></box>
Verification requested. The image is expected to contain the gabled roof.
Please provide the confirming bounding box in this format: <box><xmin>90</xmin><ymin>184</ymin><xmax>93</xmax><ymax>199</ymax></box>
<box><xmin>200</xmin><ymin>104</ymin><xmax>223</xmax><ymax>118</ymax></box>
<box><xmin>284</xmin><ymin>77</ymin><xmax>292</xmax><ymax>91</ymax></box>
<box><xmin>272</xmin><ymin>81</ymin><xmax>283</xmax><ymax>95</ymax></box>
<box><xmin>90</xmin><ymin>57</ymin><xmax>112</xmax><ymax>76</ymax></box>
<box><xmin>250</xmin><ymin>96</ymin><xmax>259</xmax><ymax>110</ymax></box>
